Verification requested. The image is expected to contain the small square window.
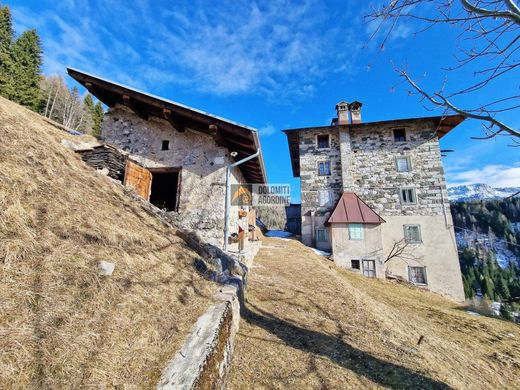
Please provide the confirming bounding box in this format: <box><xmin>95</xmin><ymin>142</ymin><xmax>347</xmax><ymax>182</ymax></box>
<box><xmin>318</xmin><ymin>190</ymin><xmax>333</xmax><ymax>207</ymax></box>
<box><xmin>316</xmin><ymin>228</ymin><xmax>328</xmax><ymax>242</ymax></box>
<box><xmin>396</xmin><ymin>156</ymin><xmax>411</xmax><ymax>172</ymax></box>
<box><xmin>348</xmin><ymin>224</ymin><xmax>364</xmax><ymax>240</ymax></box>
<box><xmin>317</xmin><ymin>134</ymin><xmax>330</xmax><ymax>149</ymax></box>
<box><xmin>409</xmin><ymin>266</ymin><xmax>427</xmax><ymax>285</ymax></box>
<box><xmin>393</xmin><ymin>128</ymin><xmax>406</xmax><ymax>142</ymax></box>
<box><xmin>400</xmin><ymin>188</ymin><xmax>416</xmax><ymax>204</ymax></box>
<box><xmin>318</xmin><ymin>161</ymin><xmax>331</xmax><ymax>176</ymax></box>
<box><xmin>404</xmin><ymin>224</ymin><xmax>422</xmax><ymax>243</ymax></box>
<box><xmin>351</xmin><ymin>259</ymin><xmax>360</xmax><ymax>270</ymax></box>
<box><xmin>161</xmin><ymin>140</ymin><xmax>170</xmax><ymax>150</ymax></box>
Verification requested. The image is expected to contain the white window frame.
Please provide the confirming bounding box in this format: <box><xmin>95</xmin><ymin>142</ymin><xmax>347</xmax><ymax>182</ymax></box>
<box><xmin>395</xmin><ymin>156</ymin><xmax>411</xmax><ymax>172</ymax></box>
<box><xmin>403</xmin><ymin>224</ymin><xmax>422</xmax><ymax>244</ymax></box>
<box><xmin>408</xmin><ymin>266</ymin><xmax>428</xmax><ymax>285</ymax></box>
<box><xmin>318</xmin><ymin>161</ymin><xmax>331</xmax><ymax>176</ymax></box>
<box><xmin>318</xmin><ymin>190</ymin><xmax>334</xmax><ymax>207</ymax></box>
<box><xmin>316</xmin><ymin>228</ymin><xmax>328</xmax><ymax>242</ymax></box>
<box><xmin>317</xmin><ymin>134</ymin><xmax>330</xmax><ymax>149</ymax></box>
<box><xmin>348</xmin><ymin>224</ymin><xmax>364</xmax><ymax>240</ymax></box>
<box><xmin>400</xmin><ymin>188</ymin><xmax>417</xmax><ymax>205</ymax></box>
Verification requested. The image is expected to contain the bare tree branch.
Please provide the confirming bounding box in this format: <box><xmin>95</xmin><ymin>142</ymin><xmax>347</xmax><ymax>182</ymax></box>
<box><xmin>366</xmin><ymin>1</ymin><xmax>520</xmax><ymax>141</ymax></box>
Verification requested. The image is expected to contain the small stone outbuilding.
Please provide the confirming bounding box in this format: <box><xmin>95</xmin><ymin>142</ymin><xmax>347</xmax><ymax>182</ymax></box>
<box><xmin>68</xmin><ymin>68</ymin><xmax>266</xmax><ymax>247</ymax></box>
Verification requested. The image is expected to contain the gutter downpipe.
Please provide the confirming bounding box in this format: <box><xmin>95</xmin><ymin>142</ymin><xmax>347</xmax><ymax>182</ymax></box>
<box><xmin>223</xmin><ymin>149</ymin><xmax>261</xmax><ymax>252</ymax></box>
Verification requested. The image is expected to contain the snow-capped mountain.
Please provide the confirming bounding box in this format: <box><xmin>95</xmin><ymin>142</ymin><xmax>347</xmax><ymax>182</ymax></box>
<box><xmin>448</xmin><ymin>184</ymin><xmax>519</xmax><ymax>202</ymax></box>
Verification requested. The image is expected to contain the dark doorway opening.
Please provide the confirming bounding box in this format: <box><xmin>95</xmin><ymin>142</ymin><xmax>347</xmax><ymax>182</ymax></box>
<box><xmin>149</xmin><ymin>169</ymin><xmax>181</xmax><ymax>211</ymax></box>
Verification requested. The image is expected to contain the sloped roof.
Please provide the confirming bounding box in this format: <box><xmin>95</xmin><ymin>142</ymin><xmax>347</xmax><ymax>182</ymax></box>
<box><xmin>66</xmin><ymin>67</ymin><xmax>267</xmax><ymax>184</ymax></box>
<box><xmin>283</xmin><ymin>114</ymin><xmax>466</xmax><ymax>177</ymax></box>
<box><xmin>328</xmin><ymin>192</ymin><xmax>385</xmax><ymax>224</ymax></box>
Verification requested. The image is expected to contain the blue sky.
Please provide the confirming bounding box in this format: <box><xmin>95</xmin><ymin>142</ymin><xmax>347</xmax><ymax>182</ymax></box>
<box><xmin>8</xmin><ymin>0</ymin><xmax>519</xmax><ymax>202</ymax></box>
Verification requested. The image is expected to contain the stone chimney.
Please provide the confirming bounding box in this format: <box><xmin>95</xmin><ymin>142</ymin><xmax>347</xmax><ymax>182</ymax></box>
<box><xmin>335</xmin><ymin>101</ymin><xmax>349</xmax><ymax>125</ymax></box>
<box><xmin>349</xmin><ymin>101</ymin><xmax>362</xmax><ymax>124</ymax></box>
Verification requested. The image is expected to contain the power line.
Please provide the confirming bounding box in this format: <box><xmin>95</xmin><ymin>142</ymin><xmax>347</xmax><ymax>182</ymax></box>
<box><xmin>454</xmin><ymin>225</ymin><xmax>520</xmax><ymax>249</ymax></box>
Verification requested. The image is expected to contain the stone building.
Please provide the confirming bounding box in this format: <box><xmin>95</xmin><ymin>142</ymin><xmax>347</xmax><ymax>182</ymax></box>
<box><xmin>284</xmin><ymin>102</ymin><xmax>466</xmax><ymax>301</ymax></box>
<box><xmin>67</xmin><ymin>68</ymin><xmax>266</xmax><ymax>247</ymax></box>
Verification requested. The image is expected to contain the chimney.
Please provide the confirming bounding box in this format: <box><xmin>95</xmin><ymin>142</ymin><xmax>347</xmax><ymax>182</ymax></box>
<box><xmin>349</xmin><ymin>101</ymin><xmax>362</xmax><ymax>124</ymax></box>
<box><xmin>335</xmin><ymin>101</ymin><xmax>349</xmax><ymax>125</ymax></box>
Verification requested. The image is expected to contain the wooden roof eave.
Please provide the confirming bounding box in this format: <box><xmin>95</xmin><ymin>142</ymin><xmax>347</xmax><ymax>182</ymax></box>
<box><xmin>66</xmin><ymin>67</ymin><xmax>267</xmax><ymax>183</ymax></box>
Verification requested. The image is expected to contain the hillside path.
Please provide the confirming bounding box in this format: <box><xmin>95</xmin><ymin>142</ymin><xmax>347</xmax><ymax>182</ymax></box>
<box><xmin>228</xmin><ymin>237</ymin><xmax>520</xmax><ymax>390</ymax></box>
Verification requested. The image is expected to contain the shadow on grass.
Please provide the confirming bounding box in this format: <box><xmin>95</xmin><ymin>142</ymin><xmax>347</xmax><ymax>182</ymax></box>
<box><xmin>243</xmin><ymin>302</ymin><xmax>453</xmax><ymax>389</ymax></box>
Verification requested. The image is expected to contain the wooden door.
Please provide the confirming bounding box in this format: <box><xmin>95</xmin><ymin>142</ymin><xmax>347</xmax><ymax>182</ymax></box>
<box><xmin>362</xmin><ymin>260</ymin><xmax>376</xmax><ymax>278</ymax></box>
<box><xmin>124</xmin><ymin>160</ymin><xmax>152</xmax><ymax>200</ymax></box>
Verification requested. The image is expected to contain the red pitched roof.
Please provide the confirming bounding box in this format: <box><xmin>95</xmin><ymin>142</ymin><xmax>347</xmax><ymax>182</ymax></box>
<box><xmin>328</xmin><ymin>192</ymin><xmax>385</xmax><ymax>224</ymax></box>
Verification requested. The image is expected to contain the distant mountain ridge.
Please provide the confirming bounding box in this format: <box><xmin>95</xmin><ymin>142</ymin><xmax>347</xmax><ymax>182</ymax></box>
<box><xmin>448</xmin><ymin>184</ymin><xmax>519</xmax><ymax>202</ymax></box>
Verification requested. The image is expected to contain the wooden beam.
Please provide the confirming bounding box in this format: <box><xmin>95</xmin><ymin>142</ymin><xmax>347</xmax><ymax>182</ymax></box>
<box><xmin>121</xmin><ymin>95</ymin><xmax>149</xmax><ymax>120</ymax></box>
<box><xmin>209</xmin><ymin>124</ymin><xmax>227</xmax><ymax>147</ymax></box>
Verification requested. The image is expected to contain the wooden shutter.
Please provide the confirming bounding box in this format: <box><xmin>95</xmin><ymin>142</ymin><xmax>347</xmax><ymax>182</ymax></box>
<box><xmin>124</xmin><ymin>160</ymin><xmax>152</xmax><ymax>200</ymax></box>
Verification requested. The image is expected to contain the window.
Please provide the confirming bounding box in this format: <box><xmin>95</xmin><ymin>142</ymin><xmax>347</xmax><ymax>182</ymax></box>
<box><xmin>348</xmin><ymin>224</ymin><xmax>364</xmax><ymax>240</ymax></box>
<box><xmin>404</xmin><ymin>224</ymin><xmax>422</xmax><ymax>243</ymax></box>
<box><xmin>161</xmin><ymin>140</ymin><xmax>170</xmax><ymax>150</ymax></box>
<box><xmin>400</xmin><ymin>188</ymin><xmax>416</xmax><ymax>204</ymax></box>
<box><xmin>317</xmin><ymin>134</ymin><xmax>330</xmax><ymax>149</ymax></box>
<box><xmin>319</xmin><ymin>190</ymin><xmax>333</xmax><ymax>207</ymax></box>
<box><xmin>362</xmin><ymin>260</ymin><xmax>376</xmax><ymax>278</ymax></box>
<box><xmin>396</xmin><ymin>156</ymin><xmax>411</xmax><ymax>172</ymax></box>
<box><xmin>393</xmin><ymin>128</ymin><xmax>406</xmax><ymax>142</ymax></box>
<box><xmin>351</xmin><ymin>259</ymin><xmax>360</xmax><ymax>270</ymax></box>
<box><xmin>409</xmin><ymin>266</ymin><xmax>427</xmax><ymax>285</ymax></box>
<box><xmin>318</xmin><ymin>161</ymin><xmax>331</xmax><ymax>176</ymax></box>
<box><xmin>316</xmin><ymin>228</ymin><xmax>328</xmax><ymax>242</ymax></box>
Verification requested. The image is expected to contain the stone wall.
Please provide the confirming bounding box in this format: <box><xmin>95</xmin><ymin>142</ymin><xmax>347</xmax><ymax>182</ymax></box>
<box><xmin>298</xmin><ymin>128</ymin><xmax>342</xmax><ymax>246</ymax></box>
<box><xmin>344</xmin><ymin>121</ymin><xmax>450</xmax><ymax>217</ymax></box>
<box><xmin>101</xmin><ymin>105</ymin><xmax>246</xmax><ymax>246</ymax></box>
<box><xmin>298</xmin><ymin>121</ymin><xmax>451</xmax><ymax>235</ymax></box>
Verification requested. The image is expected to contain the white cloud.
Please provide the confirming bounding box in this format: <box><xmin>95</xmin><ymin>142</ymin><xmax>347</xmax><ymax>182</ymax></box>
<box><xmin>447</xmin><ymin>163</ymin><xmax>520</xmax><ymax>188</ymax></box>
<box><xmin>11</xmin><ymin>1</ymin><xmax>358</xmax><ymax>98</ymax></box>
<box><xmin>259</xmin><ymin>124</ymin><xmax>277</xmax><ymax>137</ymax></box>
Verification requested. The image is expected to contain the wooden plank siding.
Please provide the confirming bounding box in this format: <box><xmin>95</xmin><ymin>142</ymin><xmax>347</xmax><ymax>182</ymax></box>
<box><xmin>124</xmin><ymin>160</ymin><xmax>152</xmax><ymax>200</ymax></box>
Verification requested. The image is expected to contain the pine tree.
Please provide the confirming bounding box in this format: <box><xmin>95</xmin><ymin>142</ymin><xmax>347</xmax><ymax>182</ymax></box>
<box><xmin>0</xmin><ymin>5</ymin><xmax>15</xmax><ymax>99</ymax></box>
<box><xmin>92</xmin><ymin>101</ymin><xmax>104</xmax><ymax>139</ymax></box>
<box><xmin>11</xmin><ymin>29</ymin><xmax>42</xmax><ymax>110</ymax></box>
<box><xmin>496</xmin><ymin>277</ymin><xmax>511</xmax><ymax>300</ymax></box>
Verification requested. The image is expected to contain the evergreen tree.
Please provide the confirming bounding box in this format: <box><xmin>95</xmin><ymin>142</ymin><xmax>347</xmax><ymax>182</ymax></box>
<box><xmin>0</xmin><ymin>4</ymin><xmax>15</xmax><ymax>99</ymax></box>
<box><xmin>500</xmin><ymin>303</ymin><xmax>513</xmax><ymax>321</ymax></box>
<box><xmin>11</xmin><ymin>29</ymin><xmax>42</xmax><ymax>109</ymax></box>
<box><xmin>92</xmin><ymin>101</ymin><xmax>104</xmax><ymax>139</ymax></box>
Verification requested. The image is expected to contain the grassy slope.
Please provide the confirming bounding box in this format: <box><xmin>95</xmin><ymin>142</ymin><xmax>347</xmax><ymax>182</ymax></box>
<box><xmin>229</xmin><ymin>237</ymin><xmax>520</xmax><ymax>390</ymax></box>
<box><xmin>0</xmin><ymin>97</ymin><xmax>215</xmax><ymax>389</ymax></box>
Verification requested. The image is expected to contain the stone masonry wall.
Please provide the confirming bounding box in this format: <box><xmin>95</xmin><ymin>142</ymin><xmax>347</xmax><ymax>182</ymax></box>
<box><xmin>344</xmin><ymin>120</ymin><xmax>450</xmax><ymax>217</ymax></box>
<box><xmin>101</xmin><ymin>105</ymin><xmax>246</xmax><ymax>246</ymax></box>
<box><xmin>299</xmin><ymin>121</ymin><xmax>450</xmax><ymax>221</ymax></box>
<box><xmin>299</xmin><ymin>128</ymin><xmax>343</xmax><ymax>217</ymax></box>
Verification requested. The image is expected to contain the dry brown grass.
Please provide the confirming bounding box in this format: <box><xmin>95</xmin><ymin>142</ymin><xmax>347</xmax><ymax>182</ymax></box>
<box><xmin>229</xmin><ymin>237</ymin><xmax>520</xmax><ymax>389</ymax></box>
<box><xmin>0</xmin><ymin>97</ymin><xmax>216</xmax><ymax>389</ymax></box>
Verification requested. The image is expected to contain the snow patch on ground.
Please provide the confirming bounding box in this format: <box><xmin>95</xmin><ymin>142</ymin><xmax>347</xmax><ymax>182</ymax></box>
<box><xmin>456</xmin><ymin>231</ymin><xmax>518</xmax><ymax>268</ymax></box>
<box><xmin>311</xmin><ymin>248</ymin><xmax>331</xmax><ymax>256</ymax></box>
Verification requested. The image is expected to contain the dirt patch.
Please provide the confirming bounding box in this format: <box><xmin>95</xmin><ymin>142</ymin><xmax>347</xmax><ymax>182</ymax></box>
<box><xmin>229</xmin><ymin>237</ymin><xmax>520</xmax><ymax>389</ymax></box>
